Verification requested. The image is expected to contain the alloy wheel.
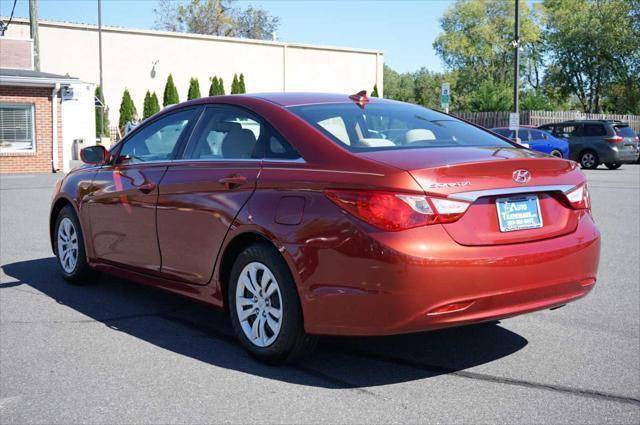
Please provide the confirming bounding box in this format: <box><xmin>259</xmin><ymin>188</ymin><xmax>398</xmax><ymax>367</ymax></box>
<box><xmin>235</xmin><ymin>262</ymin><xmax>283</xmax><ymax>347</ymax></box>
<box><xmin>57</xmin><ymin>217</ymin><xmax>79</xmax><ymax>273</ymax></box>
<box><xmin>581</xmin><ymin>152</ymin><xmax>596</xmax><ymax>168</ymax></box>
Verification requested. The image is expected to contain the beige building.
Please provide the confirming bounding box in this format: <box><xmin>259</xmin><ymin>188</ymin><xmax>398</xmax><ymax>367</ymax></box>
<box><xmin>4</xmin><ymin>18</ymin><xmax>384</xmax><ymax>128</ymax></box>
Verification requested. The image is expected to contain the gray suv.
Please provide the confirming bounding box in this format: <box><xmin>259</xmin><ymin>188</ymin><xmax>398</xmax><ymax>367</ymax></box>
<box><xmin>538</xmin><ymin>120</ymin><xmax>640</xmax><ymax>169</ymax></box>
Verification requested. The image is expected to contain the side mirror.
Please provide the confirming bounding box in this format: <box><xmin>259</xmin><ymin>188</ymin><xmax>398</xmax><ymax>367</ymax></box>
<box><xmin>80</xmin><ymin>145</ymin><xmax>108</xmax><ymax>165</ymax></box>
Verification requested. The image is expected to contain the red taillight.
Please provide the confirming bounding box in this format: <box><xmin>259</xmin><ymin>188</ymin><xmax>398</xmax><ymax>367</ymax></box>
<box><xmin>324</xmin><ymin>190</ymin><xmax>470</xmax><ymax>231</ymax></box>
<box><xmin>565</xmin><ymin>183</ymin><xmax>591</xmax><ymax>211</ymax></box>
<box><xmin>605</xmin><ymin>135</ymin><xmax>624</xmax><ymax>143</ymax></box>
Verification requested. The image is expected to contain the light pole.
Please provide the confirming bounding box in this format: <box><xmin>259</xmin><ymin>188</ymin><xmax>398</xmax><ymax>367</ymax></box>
<box><xmin>513</xmin><ymin>0</ymin><xmax>520</xmax><ymax>115</ymax></box>
<box><xmin>98</xmin><ymin>0</ymin><xmax>105</xmax><ymax>139</ymax></box>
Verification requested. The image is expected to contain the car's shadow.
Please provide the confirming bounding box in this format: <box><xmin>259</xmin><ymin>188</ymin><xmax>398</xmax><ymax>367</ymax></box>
<box><xmin>2</xmin><ymin>257</ymin><xmax>528</xmax><ymax>389</ymax></box>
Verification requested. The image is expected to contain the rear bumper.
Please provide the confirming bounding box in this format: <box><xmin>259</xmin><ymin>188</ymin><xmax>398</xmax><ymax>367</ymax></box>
<box><xmin>601</xmin><ymin>146</ymin><xmax>639</xmax><ymax>163</ymax></box>
<box><xmin>291</xmin><ymin>211</ymin><xmax>600</xmax><ymax>336</ymax></box>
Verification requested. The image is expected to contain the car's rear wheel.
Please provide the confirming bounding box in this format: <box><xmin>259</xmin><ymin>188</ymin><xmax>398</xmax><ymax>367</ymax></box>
<box><xmin>54</xmin><ymin>205</ymin><xmax>96</xmax><ymax>284</ymax></box>
<box><xmin>579</xmin><ymin>151</ymin><xmax>599</xmax><ymax>169</ymax></box>
<box><xmin>228</xmin><ymin>242</ymin><xmax>317</xmax><ymax>364</ymax></box>
<box><xmin>605</xmin><ymin>162</ymin><xmax>622</xmax><ymax>170</ymax></box>
<box><xmin>550</xmin><ymin>149</ymin><xmax>563</xmax><ymax>158</ymax></box>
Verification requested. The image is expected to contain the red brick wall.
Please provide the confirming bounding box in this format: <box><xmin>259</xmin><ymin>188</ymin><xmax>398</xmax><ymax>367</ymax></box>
<box><xmin>0</xmin><ymin>85</ymin><xmax>63</xmax><ymax>174</ymax></box>
<box><xmin>0</xmin><ymin>38</ymin><xmax>33</xmax><ymax>70</ymax></box>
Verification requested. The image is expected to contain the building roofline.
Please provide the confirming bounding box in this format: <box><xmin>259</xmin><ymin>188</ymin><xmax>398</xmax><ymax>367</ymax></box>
<box><xmin>3</xmin><ymin>17</ymin><xmax>385</xmax><ymax>56</ymax></box>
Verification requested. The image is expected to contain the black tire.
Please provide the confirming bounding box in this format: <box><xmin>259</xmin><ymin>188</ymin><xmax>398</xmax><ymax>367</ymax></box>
<box><xmin>579</xmin><ymin>150</ymin><xmax>599</xmax><ymax>169</ymax></box>
<box><xmin>54</xmin><ymin>205</ymin><xmax>97</xmax><ymax>284</ymax></box>
<box><xmin>227</xmin><ymin>242</ymin><xmax>318</xmax><ymax>364</ymax></box>
<box><xmin>605</xmin><ymin>162</ymin><xmax>622</xmax><ymax>170</ymax></box>
<box><xmin>550</xmin><ymin>149</ymin><xmax>563</xmax><ymax>158</ymax></box>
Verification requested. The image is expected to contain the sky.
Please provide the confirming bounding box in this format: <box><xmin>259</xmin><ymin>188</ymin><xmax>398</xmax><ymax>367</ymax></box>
<box><xmin>0</xmin><ymin>0</ymin><xmax>454</xmax><ymax>73</ymax></box>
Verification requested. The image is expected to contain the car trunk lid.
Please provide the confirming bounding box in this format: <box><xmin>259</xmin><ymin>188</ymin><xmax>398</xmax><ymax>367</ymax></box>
<box><xmin>359</xmin><ymin>147</ymin><xmax>585</xmax><ymax>246</ymax></box>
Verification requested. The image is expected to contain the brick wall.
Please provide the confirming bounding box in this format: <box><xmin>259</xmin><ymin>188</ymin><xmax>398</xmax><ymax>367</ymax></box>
<box><xmin>0</xmin><ymin>85</ymin><xmax>62</xmax><ymax>174</ymax></box>
<box><xmin>0</xmin><ymin>38</ymin><xmax>33</xmax><ymax>70</ymax></box>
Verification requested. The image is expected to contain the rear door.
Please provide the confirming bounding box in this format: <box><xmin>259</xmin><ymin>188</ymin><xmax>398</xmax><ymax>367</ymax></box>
<box><xmin>156</xmin><ymin>106</ymin><xmax>263</xmax><ymax>284</ymax></box>
<box><xmin>529</xmin><ymin>129</ymin><xmax>550</xmax><ymax>153</ymax></box>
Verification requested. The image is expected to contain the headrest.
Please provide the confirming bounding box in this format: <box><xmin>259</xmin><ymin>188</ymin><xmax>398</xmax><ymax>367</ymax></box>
<box><xmin>221</xmin><ymin>128</ymin><xmax>256</xmax><ymax>159</ymax></box>
<box><xmin>403</xmin><ymin>128</ymin><xmax>436</xmax><ymax>144</ymax></box>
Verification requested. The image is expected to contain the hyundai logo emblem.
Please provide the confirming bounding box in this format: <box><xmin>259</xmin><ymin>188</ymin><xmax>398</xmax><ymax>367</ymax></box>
<box><xmin>512</xmin><ymin>169</ymin><xmax>531</xmax><ymax>184</ymax></box>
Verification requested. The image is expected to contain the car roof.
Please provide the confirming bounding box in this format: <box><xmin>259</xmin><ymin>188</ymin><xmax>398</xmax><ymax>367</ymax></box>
<box><xmin>248</xmin><ymin>92</ymin><xmax>390</xmax><ymax>107</ymax></box>
<box><xmin>543</xmin><ymin>119</ymin><xmax>628</xmax><ymax>125</ymax></box>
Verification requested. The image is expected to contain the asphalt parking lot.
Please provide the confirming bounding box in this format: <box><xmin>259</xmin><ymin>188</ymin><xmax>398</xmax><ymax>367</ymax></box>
<box><xmin>1</xmin><ymin>166</ymin><xmax>639</xmax><ymax>424</ymax></box>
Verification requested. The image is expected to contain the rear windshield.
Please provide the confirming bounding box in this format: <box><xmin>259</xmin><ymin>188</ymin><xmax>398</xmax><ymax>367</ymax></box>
<box><xmin>289</xmin><ymin>102</ymin><xmax>515</xmax><ymax>151</ymax></box>
<box><xmin>614</xmin><ymin>125</ymin><xmax>637</xmax><ymax>137</ymax></box>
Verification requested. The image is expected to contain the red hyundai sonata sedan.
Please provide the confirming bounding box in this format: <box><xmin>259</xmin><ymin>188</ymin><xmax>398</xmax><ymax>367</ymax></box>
<box><xmin>50</xmin><ymin>92</ymin><xmax>600</xmax><ymax>363</ymax></box>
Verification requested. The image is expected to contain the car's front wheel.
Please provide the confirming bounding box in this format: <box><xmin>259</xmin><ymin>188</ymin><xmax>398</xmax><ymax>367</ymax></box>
<box><xmin>579</xmin><ymin>151</ymin><xmax>599</xmax><ymax>169</ymax></box>
<box><xmin>605</xmin><ymin>162</ymin><xmax>622</xmax><ymax>170</ymax></box>
<box><xmin>54</xmin><ymin>205</ymin><xmax>96</xmax><ymax>284</ymax></box>
<box><xmin>228</xmin><ymin>242</ymin><xmax>317</xmax><ymax>364</ymax></box>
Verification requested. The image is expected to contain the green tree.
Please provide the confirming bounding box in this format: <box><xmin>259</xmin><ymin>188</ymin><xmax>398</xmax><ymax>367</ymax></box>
<box><xmin>218</xmin><ymin>77</ymin><xmax>226</xmax><ymax>95</ymax></box>
<box><xmin>153</xmin><ymin>0</ymin><xmax>279</xmax><ymax>40</ymax></box>
<box><xmin>468</xmin><ymin>79</ymin><xmax>512</xmax><ymax>112</ymax></box>
<box><xmin>187</xmin><ymin>77</ymin><xmax>202</xmax><ymax>100</ymax></box>
<box><xmin>94</xmin><ymin>85</ymin><xmax>109</xmax><ymax>137</ymax></box>
<box><xmin>231</xmin><ymin>74</ymin><xmax>240</xmax><ymax>94</ymax></box>
<box><xmin>238</xmin><ymin>73</ymin><xmax>246</xmax><ymax>93</ymax></box>
<box><xmin>163</xmin><ymin>74</ymin><xmax>180</xmax><ymax>106</ymax></box>
<box><xmin>371</xmin><ymin>84</ymin><xmax>379</xmax><ymax>97</ymax></box>
<box><xmin>209</xmin><ymin>76</ymin><xmax>219</xmax><ymax>96</ymax></box>
<box><xmin>543</xmin><ymin>0</ymin><xmax>640</xmax><ymax>113</ymax></box>
<box><xmin>150</xmin><ymin>92</ymin><xmax>161</xmax><ymax>115</ymax></box>
<box><xmin>118</xmin><ymin>89</ymin><xmax>137</xmax><ymax>131</ymax></box>
<box><xmin>383</xmin><ymin>65</ymin><xmax>416</xmax><ymax>103</ymax></box>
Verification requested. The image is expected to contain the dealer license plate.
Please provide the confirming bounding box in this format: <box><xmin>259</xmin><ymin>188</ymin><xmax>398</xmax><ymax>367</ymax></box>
<box><xmin>496</xmin><ymin>194</ymin><xmax>543</xmax><ymax>232</ymax></box>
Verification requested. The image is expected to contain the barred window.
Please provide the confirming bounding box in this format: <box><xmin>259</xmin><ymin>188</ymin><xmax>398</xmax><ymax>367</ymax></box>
<box><xmin>0</xmin><ymin>104</ymin><xmax>35</xmax><ymax>152</ymax></box>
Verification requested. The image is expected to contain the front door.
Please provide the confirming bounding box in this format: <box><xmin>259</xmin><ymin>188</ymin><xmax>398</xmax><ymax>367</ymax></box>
<box><xmin>87</xmin><ymin>108</ymin><xmax>199</xmax><ymax>272</ymax></box>
<box><xmin>157</xmin><ymin>106</ymin><xmax>264</xmax><ymax>284</ymax></box>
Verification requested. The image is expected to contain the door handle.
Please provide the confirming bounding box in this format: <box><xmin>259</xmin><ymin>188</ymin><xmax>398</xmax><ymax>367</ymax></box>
<box><xmin>218</xmin><ymin>174</ymin><xmax>247</xmax><ymax>189</ymax></box>
<box><xmin>137</xmin><ymin>182</ymin><xmax>156</xmax><ymax>194</ymax></box>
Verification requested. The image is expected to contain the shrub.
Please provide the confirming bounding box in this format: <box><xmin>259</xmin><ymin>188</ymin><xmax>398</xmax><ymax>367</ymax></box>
<box><xmin>231</xmin><ymin>74</ymin><xmax>239</xmax><ymax>94</ymax></box>
<box><xmin>142</xmin><ymin>90</ymin><xmax>152</xmax><ymax>119</ymax></box>
<box><xmin>238</xmin><ymin>73</ymin><xmax>246</xmax><ymax>93</ymax></box>
<box><xmin>187</xmin><ymin>77</ymin><xmax>201</xmax><ymax>100</ymax></box>
<box><xmin>371</xmin><ymin>84</ymin><xmax>379</xmax><ymax>97</ymax></box>
<box><xmin>150</xmin><ymin>92</ymin><xmax>161</xmax><ymax>115</ymax></box>
<box><xmin>118</xmin><ymin>88</ymin><xmax>136</xmax><ymax>131</ymax></box>
<box><xmin>94</xmin><ymin>85</ymin><xmax>109</xmax><ymax>137</ymax></box>
<box><xmin>209</xmin><ymin>76</ymin><xmax>219</xmax><ymax>96</ymax></box>
<box><xmin>163</xmin><ymin>74</ymin><xmax>179</xmax><ymax>106</ymax></box>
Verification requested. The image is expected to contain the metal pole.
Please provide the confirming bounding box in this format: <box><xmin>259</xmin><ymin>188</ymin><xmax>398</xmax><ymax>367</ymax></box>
<box><xmin>29</xmin><ymin>0</ymin><xmax>40</xmax><ymax>71</ymax></box>
<box><xmin>513</xmin><ymin>0</ymin><xmax>520</xmax><ymax>114</ymax></box>
<box><xmin>98</xmin><ymin>0</ymin><xmax>104</xmax><ymax>138</ymax></box>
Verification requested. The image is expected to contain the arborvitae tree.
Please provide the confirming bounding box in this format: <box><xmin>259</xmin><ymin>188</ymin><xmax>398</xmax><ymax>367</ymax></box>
<box><xmin>209</xmin><ymin>76</ymin><xmax>219</xmax><ymax>96</ymax></box>
<box><xmin>218</xmin><ymin>77</ymin><xmax>225</xmax><ymax>95</ymax></box>
<box><xmin>187</xmin><ymin>77</ymin><xmax>201</xmax><ymax>100</ymax></box>
<box><xmin>163</xmin><ymin>74</ymin><xmax>179</xmax><ymax>106</ymax></box>
<box><xmin>118</xmin><ymin>88</ymin><xmax>136</xmax><ymax>131</ymax></box>
<box><xmin>238</xmin><ymin>73</ymin><xmax>246</xmax><ymax>93</ymax></box>
<box><xmin>150</xmin><ymin>92</ymin><xmax>161</xmax><ymax>115</ymax></box>
<box><xmin>94</xmin><ymin>85</ymin><xmax>109</xmax><ymax>137</ymax></box>
<box><xmin>142</xmin><ymin>90</ymin><xmax>153</xmax><ymax>119</ymax></box>
<box><xmin>371</xmin><ymin>84</ymin><xmax>379</xmax><ymax>97</ymax></box>
<box><xmin>231</xmin><ymin>74</ymin><xmax>239</xmax><ymax>94</ymax></box>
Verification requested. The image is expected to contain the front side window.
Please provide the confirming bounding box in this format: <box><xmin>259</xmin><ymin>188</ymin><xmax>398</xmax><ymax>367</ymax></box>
<box><xmin>289</xmin><ymin>102</ymin><xmax>514</xmax><ymax>151</ymax></box>
<box><xmin>118</xmin><ymin>109</ymin><xmax>196</xmax><ymax>164</ymax></box>
<box><xmin>0</xmin><ymin>104</ymin><xmax>35</xmax><ymax>153</ymax></box>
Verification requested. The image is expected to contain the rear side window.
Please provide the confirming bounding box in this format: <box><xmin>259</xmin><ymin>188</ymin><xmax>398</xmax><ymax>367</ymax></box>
<box><xmin>614</xmin><ymin>125</ymin><xmax>636</xmax><ymax>137</ymax></box>
<box><xmin>492</xmin><ymin>128</ymin><xmax>513</xmax><ymax>137</ymax></box>
<box><xmin>583</xmin><ymin>124</ymin><xmax>606</xmax><ymax>136</ymax></box>
<box><xmin>185</xmin><ymin>107</ymin><xmax>261</xmax><ymax>160</ymax></box>
<box><xmin>289</xmin><ymin>103</ymin><xmax>514</xmax><ymax>151</ymax></box>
